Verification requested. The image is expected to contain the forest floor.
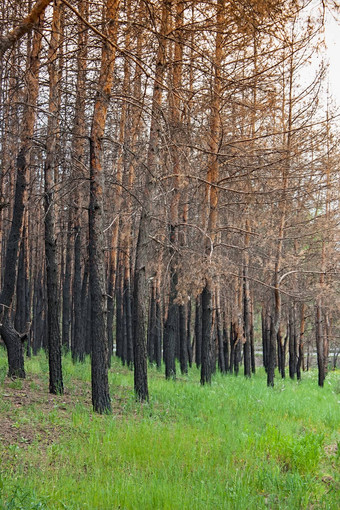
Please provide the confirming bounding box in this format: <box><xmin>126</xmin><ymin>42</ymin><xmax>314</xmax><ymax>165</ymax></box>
<box><xmin>0</xmin><ymin>349</ymin><xmax>339</xmax><ymax>510</ymax></box>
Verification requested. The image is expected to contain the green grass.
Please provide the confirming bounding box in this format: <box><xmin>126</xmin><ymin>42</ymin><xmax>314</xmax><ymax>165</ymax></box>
<box><xmin>0</xmin><ymin>349</ymin><xmax>339</xmax><ymax>509</ymax></box>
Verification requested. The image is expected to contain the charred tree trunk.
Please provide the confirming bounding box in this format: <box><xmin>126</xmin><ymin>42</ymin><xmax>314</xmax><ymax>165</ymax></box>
<box><xmin>1</xmin><ymin>319</ymin><xmax>26</xmax><ymax>378</ymax></box>
<box><xmin>288</xmin><ymin>304</ymin><xmax>297</xmax><ymax>379</ymax></box>
<box><xmin>132</xmin><ymin>1</ymin><xmax>170</xmax><ymax>401</ymax></box>
<box><xmin>44</xmin><ymin>0</ymin><xmax>63</xmax><ymax>395</ymax></box>
<box><xmin>71</xmin><ymin>0</ymin><xmax>87</xmax><ymax>364</ymax></box>
<box><xmin>164</xmin><ymin>269</ymin><xmax>178</xmax><ymax>380</ymax></box>
<box><xmin>250</xmin><ymin>295</ymin><xmax>255</xmax><ymax>374</ymax></box>
<box><xmin>133</xmin><ymin>214</ymin><xmax>149</xmax><ymax>399</ymax></box>
<box><xmin>315</xmin><ymin>301</ymin><xmax>325</xmax><ymax>387</ymax></box>
<box><xmin>243</xmin><ymin>271</ymin><xmax>251</xmax><ymax>378</ymax></box>
<box><xmin>0</xmin><ymin>12</ymin><xmax>43</xmax><ymax>378</ymax></box>
<box><xmin>72</xmin><ymin>225</ymin><xmax>84</xmax><ymax>362</ymax></box>
<box><xmin>88</xmin><ymin>0</ymin><xmax>121</xmax><ymax>413</ymax></box>
<box><xmin>194</xmin><ymin>295</ymin><xmax>202</xmax><ymax>368</ymax></box>
<box><xmin>223</xmin><ymin>323</ymin><xmax>229</xmax><ymax>372</ymax></box>
<box><xmin>262</xmin><ymin>308</ymin><xmax>268</xmax><ymax>372</ymax></box>
<box><xmin>147</xmin><ymin>283</ymin><xmax>156</xmax><ymax>364</ymax></box>
<box><xmin>124</xmin><ymin>271</ymin><xmax>134</xmax><ymax>368</ymax></box>
<box><xmin>229</xmin><ymin>321</ymin><xmax>235</xmax><ymax>374</ymax></box>
<box><xmin>14</xmin><ymin>223</ymin><xmax>30</xmax><ymax>338</ymax></box>
<box><xmin>116</xmin><ymin>261</ymin><xmax>124</xmax><ymax>363</ymax></box>
<box><xmin>179</xmin><ymin>304</ymin><xmax>188</xmax><ymax>375</ymax></box>
<box><xmin>186</xmin><ymin>299</ymin><xmax>193</xmax><ymax>368</ymax></box>
<box><xmin>267</xmin><ymin>316</ymin><xmax>276</xmax><ymax>387</ymax></box>
<box><xmin>201</xmin><ymin>284</ymin><xmax>213</xmax><ymax>385</ymax></box>
<box><xmin>62</xmin><ymin>214</ymin><xmax>72</xmax><ymax>351</ymax></box>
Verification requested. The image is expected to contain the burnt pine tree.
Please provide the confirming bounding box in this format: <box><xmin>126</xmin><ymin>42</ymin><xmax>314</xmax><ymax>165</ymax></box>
<box><xmin>0</xmin><ymin>11</ymin><xmax>44</xmax><ymax>377</ymax></box>
<box><xmin>201</xmin><ymin>0</ymin><xmax>224</xmax><ymax>385</ymax></box>
<box><xmin>133</xmin><ymin>0</ymin><xmax>170</xmax><ymax>400</ymax></box>
<box><xmin>44</xmin><ymin>0</ymin><xmax>64</xmax><ymax>395</ymax></box>
<box><xmin>89</xmin><ymin>0</ymin><xmax>120</xmax><ymax>414</ymax></box>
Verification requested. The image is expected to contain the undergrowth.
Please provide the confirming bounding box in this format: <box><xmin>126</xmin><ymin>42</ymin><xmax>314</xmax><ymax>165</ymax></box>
<box><xmin>0</xmin><ymin>349</ymin><xmax>339</xmax><ymax>509</ymax></box>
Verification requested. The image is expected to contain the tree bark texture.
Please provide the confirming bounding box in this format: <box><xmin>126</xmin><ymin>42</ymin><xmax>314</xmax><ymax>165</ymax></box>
<box><xmin>44</xmin><ymin>0</ymin><xmax>64</xmax><ymax>395</ymax></box>
<box><xmin>89</xmin><ymin>0</ymin><xmax>120</xmax><ymax>413</ymax></box>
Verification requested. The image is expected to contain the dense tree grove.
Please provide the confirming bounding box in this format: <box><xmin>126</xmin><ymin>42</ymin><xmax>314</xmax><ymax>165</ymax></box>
<box><xmin>0</xmin><ymin>0</ymin><xmax>339</xmax><ymax>412</ymax></box>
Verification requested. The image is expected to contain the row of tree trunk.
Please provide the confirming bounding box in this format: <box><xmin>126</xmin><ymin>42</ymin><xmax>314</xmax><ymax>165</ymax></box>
<box><xmin>0</xmin><ymin>0</ymin><xmax>334</xmax><ymax>415</ymax></box>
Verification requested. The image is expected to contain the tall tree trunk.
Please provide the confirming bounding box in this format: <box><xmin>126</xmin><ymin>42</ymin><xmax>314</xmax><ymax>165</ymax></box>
<box><xmin>250</xmin><ymin>294</ymin><xmax>255</xmax><ymax>374</ymax></box>
<box><xmin>315</xmin><ymin>300</ymin><xmax>325</xmax><ymax>387</ymax></box>
<box><xmin>288</xmin><ymin>303</ymin><xmax>297</xmax><ymax>379</ymax></box>
<box><xmin>0</xmin><ymin>12</ymin><xmax>43</xmax><ymax>378</ymax></box>
<box><xmin>133</xmin><ymin>0</ymin><xmax>170</xmax><ymax>400</ymax></box>
<box><xmin>62</xmin><ymin>212</ymin><xmax>72</xmax><ymax>350</ymax></box>
<box><xmin>194</xmin><ymin>295</ymin><xmax>202</xmax><ymax>368</ymax></box>
<box><xmin>243</xmin><ymin>224</ymin><xmax>251</xmax><ymax>378</ymax></box>
<box><xmin>89</xmin><ymin>0</ymin><xmax>120</xmax><ymax>413</ymax></box>
<box><xmin>44</xmin><ymin>0</ymin><xmax>63</xmax><ymax>395</ymax></box>
<box><xmin>201</xmin><ymin>0</ymin><xmax>224</xmax><ymax>385</ymax></box>
<box><xmin>72</xmin><ymin>0</ymin><xmax>88</xmax><ymax>364</ymax></box>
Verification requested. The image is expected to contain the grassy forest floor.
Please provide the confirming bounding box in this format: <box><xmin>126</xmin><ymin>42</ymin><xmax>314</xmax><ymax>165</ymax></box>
<box><xmin>0</xmin><ymin>349</ymin><xmax>339</xmax><ymax>510</ymax></box>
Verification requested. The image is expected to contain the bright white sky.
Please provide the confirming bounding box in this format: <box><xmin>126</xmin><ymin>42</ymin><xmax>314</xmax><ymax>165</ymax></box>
<box><xmin>325</xmin><ymin>12</ymin><xmax>340</xmax><ymax>108</ymax></box>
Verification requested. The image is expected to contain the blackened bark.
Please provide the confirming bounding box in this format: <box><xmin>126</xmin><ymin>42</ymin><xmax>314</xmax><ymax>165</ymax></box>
<box><xmin>223</xmin><ymin>325</ymin><xmax>229</xmax><ymax>372</ymax></box>
<box><xmin>179</xmin><ymin>304</ymin><xmax>188</xmax><ymax>374</ymax></box>
<box><xmin>0</xmin><ymin>318</ymin><xmax>25</xmax><ymax>378</ymax></box>
<box><xmin>243</xmin><ymin>269</ymin><xmax>251</xmax><ymax>378</ymax></box>
<box><xmin>15</xmin><ymin>231</ymin><xmax>29</xmax><ymax>335</ymax></box>
<box><xmin>115</xmin><ymin>267</ymin><xmax>123</xmax><ymax>362</ymax></box>
<box><xmin>315</xmin><ymin>303</ymin><xmax>325</xmax><ymax>387</ymax></box>
<box><xmin>0</xmin><ymin>148</ymin><xmax>29</xmax><ymax>377</ymax></box>
<box><xmin>133</xmin><ymin>212</ymin><xmax>149</xmax><ymax>400</ymax></box>
<box><xmin>107</xmin><ymin>256</ymin><xmax>115</xmax><ymax>365</ymax></box>
<box><xmin>194</xmin><ymin>295</ymin><xmax>202</xmax><ymax>368</ymax></box>
<box><xmin>267</xmin><ymin>317</ymin><xmax>276</xmax><ymax>387</ymax></box>
<box><xmin>262</xmin><ymin>309</ymin><xmax>268</xmax><ymax>372</ymax></box>
<box><xmin>32</xmin><ymin>272</ymin><xmax>45</xmax><ymax>355</ymax></box>
<box><xmin>122</xmin><ymin>273</ymin><xmax>128</xmax><ymax>366</ymax></box>
<box><xmin>288</xmin><ymin>305</ymin><xmax>297</xmax><ymax>379</ymax></box>
<box><xmin>84</xmin><ymin>287</ymin><xmax>91</xmax><ymax>356</ymax></box>
<box><xmin>164</xmin><ymin>272</ymin><xmax>178</xmax><ymax>380</ymax></box>
<box><xmin>296</xmin><ymin>342</ymin><xmax>303</xmax><ymax>380</ymax></box>
<box><xmin>217</xmin><ymin>308</ymin><xmax>225</xmax><ymax>373</ymax></box>
<box><xmin>89</xmin><ymin>140</ymin><xmax>111</xmax><ymax>413</ymax></box>
<box><xmin>201</xmin><ymin>284</ymin><xmax>212</xmax><ymax>385</ymax></box>
<box><xmin>44</xmin><ymin>0</ymin><xmax>63</xmax><ymax>395</ymax></box>
<box><xmin>279</xmin><ymin>330</ymin><xmax>286</xmax><ymax>379</ymax></box>
<box><xmin>277</xmin><ymin>327</ymin><xmax>283</xmax><ymax>377</ymax></box>
<box><xmin>72</xmin><ymin>226</ymin><xmax>84</xmax><ymax>362</ymax></box>
<box><xmin>155</xmin><ymin>297</ymin><xmax>162</xmax><ymax>369</ymax></box>
<box><xmin>243</xmin><ymin>328</ymin><xmax>251</xmax><ymax>377</ymax></box>
<box><xmin>250</xmin><ymin>304</ymin><xmax>255</xmax><ymax>374</ymax></box>
<box><xmin>234</xmin><ymin>337</ymin><xmax>241</xmax><ymax>376</ymax></box>
<box><xmin>44</xmin><ymin>173</ymin><xmax>64</xmax><ymax>395</ymax></box>
<box><xmin>186</xmin><ymin>298</ymin><xmax>193</xmax><ymax>368</ymax></box>
<box><xmin>124</xmin><ymin>276</ymin><xmax>134</xmax><ymax>368</ymax></box>
<box><xmin>147</xmin><ymin>285</ymin><xmax>156</xmax><ymax>363</ymax></box>
<box><xmin>229</xmin><ymin>321</ymin><xmax>235</xmax><ymax>374</ymax></box>
<box><xmin>62</xmin><ymin>215</ymin><xmax>72</xmax><ymax>351</ymax></box>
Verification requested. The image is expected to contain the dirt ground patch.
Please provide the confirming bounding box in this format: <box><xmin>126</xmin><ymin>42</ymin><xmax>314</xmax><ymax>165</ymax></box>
<box><xmin>0</xmin><ymin>375</ymin><xmax>91</xmax><ymax>450</ymax></box>
<box><xmin>0</xmin><ymin>374</ymin><xmax>130</xmax><ymax>452</ymax></box>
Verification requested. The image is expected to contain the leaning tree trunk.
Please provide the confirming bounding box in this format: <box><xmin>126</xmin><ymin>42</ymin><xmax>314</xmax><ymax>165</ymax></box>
<box><xmin>0</xmin><ymin>12</ymin><xmax>44</xmax><ymax>378</ymax></box>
